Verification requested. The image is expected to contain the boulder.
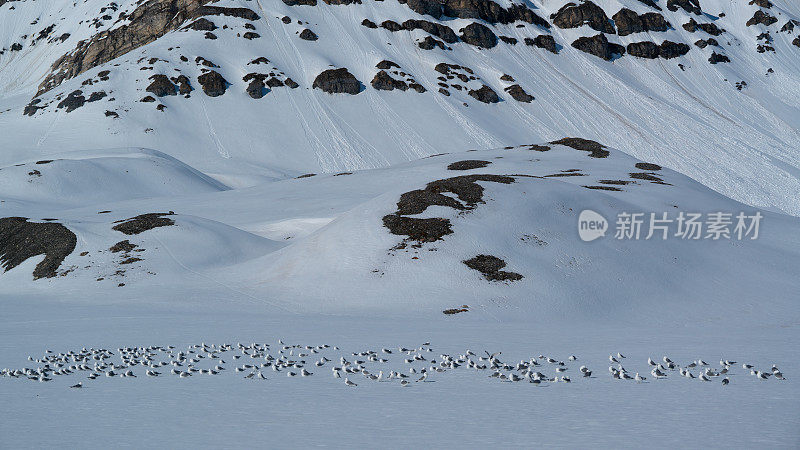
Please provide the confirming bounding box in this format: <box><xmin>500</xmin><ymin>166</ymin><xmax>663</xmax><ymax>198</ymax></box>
<box><xmin>746</xmin><ymin>10</ymin><xmax>777</xmax><ymax>27</ymax></box>
<box><xmin>708</xmin><ymin>51</ymin><xmax>730</xmax><ymax>64</ymax></box>
<box><xmin>659</xmin><ymin>40</ymin><xmax>690</xmax><ymax>59</ymax></box>
<box><xmin>627</xmin><ymin>41</ymin><xmax>660</xmax><ymax>58</ymax></box>
<box><xmin>146</xmin><ymin>74</ymin><xmax>177</xmax><ymax>96</ymax></box>
<box><xmin>197</xmin><ymin>70</ymin><xmax>228</xmax><ymax>97</ymax></box>
<box><xmin>552</xmin><ymin>1</ymin><xmax>615</xmax><ymax>34</ymax></box>
<box><xmin>313</xmin><ymin>68</ymin><xmax>362</xmax><ymax>94</ymax></box>
<box><xmin>571</xmin><ymin>34</ymin><xmax>625</xmax><ymax>60</ymax></box>
<box><xmin>667</xmin><ymin>0</ymin><xmax>701</xmax><ymax>15</ymax></box>
<box><xmin>299</xmin><ymin>28</ymin><xmax>318</xmax><ymax>41</ymax></box>
<box><xmin>371</xmin><ymin>71</ymin><xmax>408</xmax><ymax>91</ymax></box>
<box><xmin>468</xmin><ymin>84</ymin><xmax>499</xmax><ymax>103</ymax></box>
<box><xmin>532</xmin><ymin>35</ymin><xmax>558</xmax><ymax>53</ymax></box>
<box><xmin>504</xmin><ymin>84</ymin><xmax>533</xmax><ymax>102</ymax></box>
<box><xmin>460</xmin><ymin>22</ymin><xmax>498</xmax><ymax>48</ymax></box>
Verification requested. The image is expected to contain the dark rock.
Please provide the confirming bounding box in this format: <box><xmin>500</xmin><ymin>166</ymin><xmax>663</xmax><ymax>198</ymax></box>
<box><xmin>383</xmin><ymin>215</ymin><xmax>453</xmax><ymax>242</ymax></box>
<box><xmin>87</xmin><ymin>91</ymin><xmax>107</xmax><ymax>102</ymax></box>
<box><xmin>112</xmin><ymin>212</ymin><xmax>175</xmax><ymax>235</ymax></box>
<box><xmin>447</xmin><ymin>160</ymin><xmax>491</xmax><ymax>170</ymax></box>
<box><xmin>243</xmin><ymin>32</ymin><xmax>260</xmax><ymax>40</ymax></box>
<box><xmin>0</xmin><ymin>217</ymin><xmax>77</xmax><ymax>280</ymax></box>
<box><xmin>532</xmin><ymin>35</ymin><xmax>558</xmax><ymax>53</ymax></box>
<box><xmin>708</xmin><ymin>52</ymin><xmax>730</xmax><ymax>64</ymax></box>
<box><xmin>10</xmin><ymin>43</ymin><xmax>22</xmax><ymax>52</ymax></box>
<box><xmin>173</xmin><ymin>75</ymin><xmax>193</xmax><ymax>94</ymax></box>
<box><xmin>281</xmin><ymin>16</ymin><xmax>292</xmax><ymax>24</ymax></box>
<box><xmin>23</xmin><ymin>99</ymin><xmax>43</xmax><ymax>116</ymax></box>
<box><xmin>322</xmin><ymin>0</ymin><xmax>362</xmax><ymax>4</ymax></box>
<box><xmin>636</xmin><ymin>162</ymin><xmax>662</xmax><ymax>171</ymax></box>
<box><xmin>571</xmin><ymin>34</ymin><xmax>625</xmax><ymax>60</ymax></box>
<box><xmin>285</xmin><ymin>78</ymin><xmax>299</xmax><ymax>88</ymax></box>
<box><xmin>552</xmin><ymin>1</ymin><xmax>615</xmax><ymax>34</ymax></box>
<box><xmin>381</xmin><ymin>20</ymin><xmax>403</xmax><ymax>32</ymax></box>
<box><xmin>187</xmin><ymin>18</ymin><xmax>217</xmax><ymax>31</ymax></box>
<box><xmin>749</xmin><ymin>0</ymin><xmax>772</xmax><ymax>7</ymax></box>
<box><xmin>419</xmin><ymin>36</ymin><xmax>447</xmax><ymax>50</ymax></box>
<box><xmin>282</xmin><ymin>0</ymin><xmax>317</xmax><ymax>5</ymax></box>
<box><xmin>361</xmin><ymin>19</ymin><xmax>378</xmax><ymax>28</ymax></box>
<box><xmin>550</xmin><ymin>137</ymin><xmax>609</xmax><ymax>158</ymax></box>
<box><xmin>266</xmin><ymin>77</ymin><xmax>284</xmax><ymax>88</ymax></box>
<box><xmin>463</xmin><ymin>255</ymin><xmax>523</xmax><ymax>282</ymax></box>
<box><xmin>794</xmin><ymin>36</ymin><xmax>800</xmax><ymax>48</ymax></box>
<box><xmin>246</xmin><ymin>78</ymin><xmax>266</xmax><ymax>98</ymax></box>
<box><xmin>146</xmin><ymin>74</ymin><xmax>177</xmax><ymax>96</ymax></box>
<box><xmin>312</xmin><ymin>68</ymin><xmax>362</xmax><ymax>94</ymax></box>
<box><xmin>627</xmin><ymin>41</ymin><xmax>660</xmax><ymax>58</ymax></box>
<box><xmin>504</xmin><ymin>84</ymin><xmax>534</xmax><ymax>102</ymax></box>
<box><xmin>197</xmin><ymin>70</ymin><xmax>228</xmax><ymax>96</ymax></box>
<box><xmin>299</xmin><ymin>28</ymin><xmax>318</xmax><ymax>40</ymax></box>
<box><xmin>372</xmin><ymin>71</ymin><xmax>408</xmax><ymax>91</ymax></box>
<box><xmin>499</xmin><ymin>36</ymin><xmax>517</xmax><ymax>45</ymax></box>
<box><xmin>746</xmin><ymin>10</ymin><xmax>777</xmax><ymax>27</ymax></box>
<box><xmin>460</xmin><ymin>22</ymin><xmax>497</xmax><ymax>48</ymax></box>
<box><xmin>667</xmin><ymin>0</ymin><xmax>701</xmax><ymax>15</ymax></box>
<box><xmin>140</xmin><ymin>96</ymin><xmax>156</xmax><ymax>103</ymax></box>
<box><xmin>403</xmin><ymin>0</ymin><xmax>549</xmax><ymax>27</ymax></box>
<box><xmin>402</xmin><ymin>19</ymin><xmax>458</xmax><ymax>43</ymax></box>
<box><xmin>110</xmin><ymin>240</ymin><xmax>137</xmax><ymax>253</ymax></box>
<box><xmin>613</xmin><ymin>8</ymin><xmax>643</xmax><ymax>36</ymax></box>
<box><xmin>641</xmin><ymin>13</ymin><xmax>670</xmax><ymax>32</ymax></box>
<box><xmin>408</xmin><ymin>83</ymin><xmax>426</xmax><ymax>93</ymax></box>
<box><xmin>659</xmin><ymin>40</ymin><xmax>690</xmax><ymax>59</ymax></box>
<box><xmin>105</xmin><ymin>110</ymin><xmax>119</xmax><ymax>118</ymax></box>
<box><xmin>376</xmin><ymin>60</ymin><xmax>400</xmax><ymax>70</ymax></box>
<box><xmin>57</xmin><ymin>90</ymin><xmax>85</xmax><ymax>112</ymax></box>
<box><xmin>204</xmin><ymin>32</ymin><xmax>217</xmax><ymax>40</ymax></box>
<box><xmin>637</xmin><ymin>0</ymin><xmax>661</xmax><ymax>10</ymax></box>
<box><xmin>468</xmin><ymin>84</ymin><xmax>499</xmax><ymax>103</ymax></box>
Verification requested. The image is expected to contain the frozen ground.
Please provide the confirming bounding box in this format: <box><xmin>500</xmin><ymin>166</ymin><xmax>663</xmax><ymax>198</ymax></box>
<box><xmin>1</xmin><ymin>296</ymin><xmax>798</xmax><ymax>448</ymax></box>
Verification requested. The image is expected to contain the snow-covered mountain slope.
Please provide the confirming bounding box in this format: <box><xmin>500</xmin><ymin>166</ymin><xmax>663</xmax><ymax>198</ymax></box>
<box><xmin>1</xmin><ymin>0</ymin><xmax>800</xmax><ymax>214</ymax></box>
<box><xmin>1</xmin><ymin>140</ymin><xmax>796</xmax><ymax>327</ymax></box>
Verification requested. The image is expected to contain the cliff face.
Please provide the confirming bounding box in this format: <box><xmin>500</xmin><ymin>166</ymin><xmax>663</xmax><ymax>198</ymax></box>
<box><xmin>36</xmin><ymin>0</ymin><xmax>259</xmax><ymax>96</ymax></box>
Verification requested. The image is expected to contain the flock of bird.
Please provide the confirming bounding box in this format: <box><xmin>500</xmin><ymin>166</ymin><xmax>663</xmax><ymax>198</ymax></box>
<box><xmin>0</xmin><ymin>343</ymin><xmax>787</xmax><ymax>389</ymax></box>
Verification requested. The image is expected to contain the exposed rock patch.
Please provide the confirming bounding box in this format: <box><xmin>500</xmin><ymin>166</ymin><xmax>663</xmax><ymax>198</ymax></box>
<box><xmin>0</xmin><ymin>217</ymin><xmax>77</xmax><ymax>279</ymax></box>
<box><xmin>571</xmin><ymin>34</ymin><xmax>625</xmax><ymax>60</ymax></box>
<box><xmin>313</xmin><ymin>68</ymin><xmax>362</xmax><ymax>94</ymax></box>
<box><xmin>460</xmin><ymin>22</ymin><xmax>497</xmax><ymax>48</ymax></box>
<box><xmin>504</xmin><ymin>84</ymin><xmax>534</xmax><ymax>102</ymax></box>
<box><xmin>463</xmin><ymin>254</ymin><xmax>523</xmax><ymax>281</ymax></box>
<box><xmin>552</xmin><ymin>1</ymin><xmax>615</xmax><ymax>34</ymax></box>
<box><xmin>112</xmin><ymin>213</ymin><xmax>175</xmax><ymax>235</ymax></box>
<box><xmin>146</xmin><ymin>74</ymin><xmax>177</xmax><ymax>97</ymax></box>
<box><xmin>550</xmin><ymin>137</ymin><xmax>609</xmax><ymax>158</ymax></box>
<box><xmin>468</xmin><ymin>85</ymin><xmax>500</xmax><ymax>103</ymax></box>
<box><xmin>447</xmin><ymin>160</ymin><xmax>491</xmax><ymax>170</ymax></box>
<box><xmin>197</xmin><ymin>70</ymin><xmax>228</xmax><ymax>96</ymax></box>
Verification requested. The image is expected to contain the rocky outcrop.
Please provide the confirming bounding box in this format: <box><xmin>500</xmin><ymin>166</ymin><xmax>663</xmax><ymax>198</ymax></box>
<box><xmin>361</xmin><ymin>19</ymin><xmax>378</xmax><ymax>28</ymax></box>
<box><xmin>0</xmin><ymin>217</ymin><xmax>77</xmax><ymax>280</ymax></box>
<box><xmin>402</xmin><ymin>0</ymin><xmax>549</xmax><ymax>27</ymax></box>
<box><xmin>57</xmin><ymin>90</ymin><xmax>86</xmax><ymax>112</ymax></box>
<box><xmin>667</xmin><ymin>0</ymin><xmax>701</xmax><ymax>15</ymax></box>
<box><xmin>532</xmin><ymin>35</ymin><xmax>558</xmax><ymax>53</ymax></box>
<box><xmin>282</xmin><ymin>0</ymin><xmax>317</xmax><ymax>5</ymax></box>
<box><xmin>708</xmin><ymin>52</ymin><xmax>730</xmax><ymax>64</ymax></box>
<box><xmin>419</xmin><ymin>36</ymin><xmax>447</xmax><ymax>50</ymax></box>
<box><xmin>402</xmin><ymin>19</ymin><xmax>458</xmax><ymax>43</ymax></box>
<box><xmin>37</xmin><ymin>0</ymin><xmax>259</xmax><ymax>96</ymax></box>
<box><xmin>613</xmin><ymin>9</ymin><xmax>670</xmax><ymax>36</ymax></box>
<box><xmin>197</xmin><ymin>70</ymin><xmax>228</xmax><ymax>96</ymax></box>
<box><xmin>146</xmin><ymin>74</ymin><xmax>177</xmax><ymax>96</ymax></box>
<box><xmin>746</xmin><ymin>10</ymin><xmax>777</xmax><ymax>27</ymax></box>
<box><xmin>371</xmin><ymin>71</ymin><xmax>408</xmax><ymax>91</ymax></box>
<box><xmin>659</xmin><ymin>41</ymin><xmax>690</xmax><ymax>59</ymax></box>
<box><xmin>313</xmin><ymin>68</ymin><xmax>361</xmax><ymax>94</ymax></box>
<box><xmin>552</xmin><ymin>1</ymin><xmax>615</xmax><ymax>34</ymax></box>
<box><xmin>468</xmin><ymin>85</ymin><xmax>499</xmax><ymax>103</ymax></box>
<box><xmin>299</xmin><ymin>28</ymin><xmax>318</xmax><ymax>41</ymax></box>
<box><xmin>571</xmin><ymin>34</ymin><xmax>625</xmax><ymax>60</ymax></box>
<box><xmin>749</xmin><ymin>0</ymin><xmax>772</xmax><ymax>7</ymax></box>
<box><xmin>627</xmin><ymin>41</ymin><xmax>660</xmax><ymax>58</ymax></box>
<box><xmin>504</xmin><ymin>84</ymin><xmax>533</xmax><ymax>102</ymax></box>
<box><xmin>460</xmin><ymin>22</ymin><xmax>497</xmax><ymax>48</ymax></box>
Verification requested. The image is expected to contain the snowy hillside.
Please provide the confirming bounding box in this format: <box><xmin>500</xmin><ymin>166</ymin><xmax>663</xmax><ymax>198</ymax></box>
<box><xmin>1</xmin><ymin>0</ymin><xmax>800</xmax><ymax>212</ymax></box>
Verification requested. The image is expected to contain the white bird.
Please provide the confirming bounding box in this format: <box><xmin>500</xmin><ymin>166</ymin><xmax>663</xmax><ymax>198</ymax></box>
<box><xmin>417</xmin><ymin>372</ymin><xmax>427</xmax><ymax>382</ymax></box>
<box><xmin>699</xmin><ymin>373</ymin><xmax>711</xmax><ymax>382</ymax></box>
<box><xmin>568</xmin><ymin>355</ymin><xmax>577</xmax><ymax>361</ymax></box>
<box><xmin>617</xmin><ymin>353</ymin><xmax>625</xmax><ymax>359</ymax></box>
<box><xmin>609</xmin><ymin>355</ymin><xmax>618</xmax><ymax>363</ymax></box>
<box><xmin>648</xmin><ymin>358</ymin><xmax>656</xmax><ymax>366</ymax></box>
<box><xmin>301</xmin><ymin>369</ymin><xmax>312</xmax><ymax>377</ymax></box>
<box><xmin>635</xmin><ymin>373</ymin><xmax>645</xmax><ymax>383</ymax></box>
<box><xmin>345</xmin><ymin>377</ymin><xmax>357</xmax><ymax>386</ymax></box>
<box><xmin>774</xmin><ymin>372</ymin><xmax>785</xmax><ymax>380</ymax></box>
